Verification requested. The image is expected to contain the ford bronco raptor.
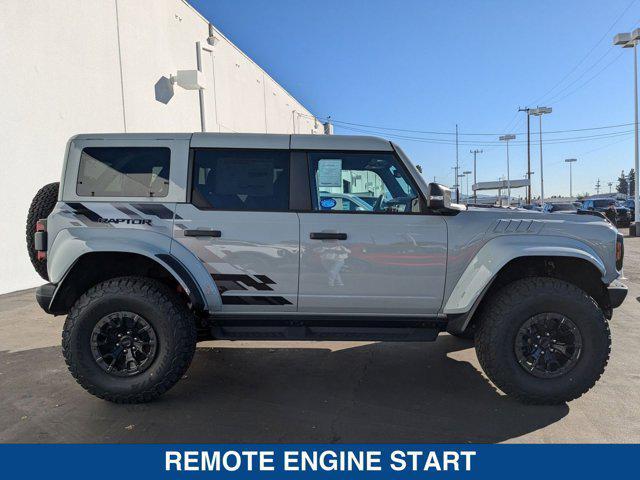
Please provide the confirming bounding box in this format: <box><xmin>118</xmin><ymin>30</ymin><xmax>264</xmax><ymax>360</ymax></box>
<box><xmin>28</xmin><ymin>133</ymin><xmax>627</xmax><ymax>404</ymax></box>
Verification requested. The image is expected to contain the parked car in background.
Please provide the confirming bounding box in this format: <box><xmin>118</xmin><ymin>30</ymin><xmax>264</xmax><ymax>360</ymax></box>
<box><xmin>542</xmin><ymin>203</ymin><xmax>578</xmax><ymax>214</ymax></box>
<box><xmin>520</xmin><ymin>204</ymin><xmax>542</xmax><ymax>211</ymax></box>
<box><xmin>623</xmin><ymin>199</ymin><xmax>635</xmax><ymax>219</ymax></box>
<box><xmin>580</xmin><ymin>199</ymin><xmax>631</xmax><ymax>228</ymax></box>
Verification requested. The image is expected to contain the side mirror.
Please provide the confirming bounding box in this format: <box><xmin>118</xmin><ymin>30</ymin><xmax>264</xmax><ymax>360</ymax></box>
<box><xmin>426</xmin><ymin>182</ymin><xmax>452</xmax><ymax>210</ymax></box>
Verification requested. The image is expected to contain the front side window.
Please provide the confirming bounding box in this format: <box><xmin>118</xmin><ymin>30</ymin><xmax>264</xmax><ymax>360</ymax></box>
<box><xmin>308</xmin><ymin>152</ymin><xmax>420</xmax><ymax>213</ymax></box>
<box><xmin>77</xmin><ymin>147</ymin><xmax>170</xmax><ymax>197</ymax></box>
<box><xmin>191</xmin><ymin>149</ymin><xmax>290</xmax><ymax>211</ymax></box>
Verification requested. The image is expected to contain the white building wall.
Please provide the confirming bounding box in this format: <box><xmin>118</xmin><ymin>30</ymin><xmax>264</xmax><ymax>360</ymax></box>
<box><xmin>0</xmin><ymin>0</ymin><xmax>322</xmax><ymax>294</ymax></box>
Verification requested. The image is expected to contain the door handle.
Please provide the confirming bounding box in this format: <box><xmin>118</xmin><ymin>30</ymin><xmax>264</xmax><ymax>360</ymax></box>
<box><xmin>184</xmin><ymin>229</ymin><xmax>222</xmax><ymax>237</ymax></box>
<box><xmin>310</xmin><ymin>232</ymin><xmax>347</xmax><ymax>240</ymax></box>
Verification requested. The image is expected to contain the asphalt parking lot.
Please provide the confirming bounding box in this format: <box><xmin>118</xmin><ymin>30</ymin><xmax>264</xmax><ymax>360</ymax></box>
<box><xmin>1</xmin><ymin>235</ymin><xmax>639</xmax><ymax>443</ymax></box>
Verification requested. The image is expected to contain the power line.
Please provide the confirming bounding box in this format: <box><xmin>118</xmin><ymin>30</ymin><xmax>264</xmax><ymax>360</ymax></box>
<box><xmin>326</xmin><ymin>117</ymin><xmax>635</xmax><ymax>136</ymax></box>
<box><xmin>546</xmin><ymin>50</ymin><xmax>626</xmax><ymax>105</ymax></box>
<box><xmin>528</xmin><ymin>0</ymin><xmax>638</xmax><ymax>106</ymax></box>
<box><xmin>334</xmin><ymin>123</ymin><xmax>635</xmax><ymax>146</ymax></box>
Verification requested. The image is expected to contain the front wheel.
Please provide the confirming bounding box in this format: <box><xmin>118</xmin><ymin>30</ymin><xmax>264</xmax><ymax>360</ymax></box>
<box><xmin>62</xmin><ymin>277</ymin><xmax>197</xmax><ymax>403</ymax></box>
<box><xmin>475</xmin><ymin>277</ymin><xmax>611</xmax><ymax>404</ymax></box>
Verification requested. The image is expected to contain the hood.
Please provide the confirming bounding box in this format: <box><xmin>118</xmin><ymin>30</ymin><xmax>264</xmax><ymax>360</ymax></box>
<box><xmin>465</xmin><ymin>205</ymin><xmax>609</xmax><ymax>225</ymax></box>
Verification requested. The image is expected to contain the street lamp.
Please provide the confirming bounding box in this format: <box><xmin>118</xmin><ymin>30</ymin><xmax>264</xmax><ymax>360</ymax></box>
<box><xmin>499</xmin><ymin>134</ymin><xmax>516</xmax><ymax>206</ymax></box>
<box><xmin>470</xmin><ymin>149</ymin><xmax>483</xmax><ymax>203</ymax></box>
<box><xmin>614</xmin><ymin>28</ymin><xmax>640</xmax><ymax>234</ymax></box>
<box><xmin>529</xmin><ymin>107</ymin><xmax>552</xmax><ymax>203</ymax></box>
<box><xmin>463</xmin><ymin>170</ymin><xmax>472</xmax><ymax>203</ymax></box>
<box><xmin>451</xmin><ymin>166</ymin><xmax>459</xmax><ymax>193</ymax></box>
<box><xmin>564</xmin><ymin>158</ymin><xmax>577</xmax><ymax>199</ymax></box>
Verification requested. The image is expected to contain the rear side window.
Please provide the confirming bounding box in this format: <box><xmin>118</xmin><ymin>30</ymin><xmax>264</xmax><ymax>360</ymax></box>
<box><xmin>191</xmin><ymin>149</ymin><xmax>290</xmax><ymax>211</ymax></box>
<box><xmin>77</xmin><ymin>147</ymin><xmax>170</xmax><ymax>197</ymax></box>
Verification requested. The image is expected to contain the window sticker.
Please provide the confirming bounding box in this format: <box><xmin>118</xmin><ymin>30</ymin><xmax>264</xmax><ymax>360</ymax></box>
<box><xmin>317</xmin><ymin>159</ymin><xmax>343</xmax><ymax>187</ymax></box>
<box><xmin>320</xmin><ymin>197</ymin><xmax>337</xmax><ymax>209</ymax></box>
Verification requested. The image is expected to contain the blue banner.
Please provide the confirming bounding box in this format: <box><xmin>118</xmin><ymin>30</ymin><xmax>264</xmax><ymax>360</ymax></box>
<box><xmin>0</xmin><ymin>444</ymin><xmax>637</xmax><ymax>478</ymax></box>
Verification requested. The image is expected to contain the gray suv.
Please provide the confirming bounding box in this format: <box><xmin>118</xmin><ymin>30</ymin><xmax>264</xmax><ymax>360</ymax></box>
<box><xmin>27</xmin><ymin>133</ymin><xmax>627</xmax><ymax>404</ymax></box>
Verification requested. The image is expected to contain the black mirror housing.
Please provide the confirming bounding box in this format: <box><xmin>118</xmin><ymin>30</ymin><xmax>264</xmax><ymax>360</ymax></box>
<box><xmin>426</xmin><ymin>183</ymin><xmax>452</xmax><ymax>210</ymax></box>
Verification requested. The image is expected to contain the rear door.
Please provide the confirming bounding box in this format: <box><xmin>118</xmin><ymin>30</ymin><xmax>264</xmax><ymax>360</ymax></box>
<box><xmin>174</xmin><ymin>140</ymin><xmax>299</xmax><ymax>312</ymax></box>
<box><xmin>297</xmin><ymin>150</ymin><xmax>447</xmax><ymax>315</ymax></box>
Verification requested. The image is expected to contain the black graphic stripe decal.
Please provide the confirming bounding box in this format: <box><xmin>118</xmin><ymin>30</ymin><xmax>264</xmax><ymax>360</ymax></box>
<box><xmin>221</xmin><ymin>296</ymin><xmax>292</xmax><ymax>306</ymax></box>
<box><xmin>212</xmin><ymin>273</ymin><xmax>291</xmax><ymax>305</ymax></box>
<box><xmin>211</xmin><ymin>274</ymin><xmax>276</xmax><ymax>292</ymax></box>
<box><xmin>64</xmin><ymin>203</ymin><xmax>103</xmax><ymax>223</ymax></box>
<box><xmin>130</xmin><ymin>203</ymin><xmax>175</xmax><ymax>219</ymax></box>
<box><xmin>114</xmin><ymin>205</ymin><xmax>140</xmax><ymax>217</ymax></box>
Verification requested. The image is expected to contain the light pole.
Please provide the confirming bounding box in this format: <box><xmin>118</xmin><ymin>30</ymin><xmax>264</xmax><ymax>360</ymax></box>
<box><xmin>608</xmin><ymin>181</ymin><xmax>614</xmax><ymax>194</ymax></box>
<box><xmin>529</xmin><ymin>107</ymin><xmax>552</xmax><ymax>204</ymax></box>
<box><xmin>451</xmin><ymin>166</ymin><xmax>459</xmax><ymax>194</ymax></box>
<box><xmin>499</xmin><ymin>134</ymin><xmax>516</xmax><ymax>206</ymax></box>
<box><xmin>470</xmin><ymin>149</ymin><xmax>483</xmax><ymax>203</ymax></box>
<box><xmin>614</xmin><ymin>29</ymin><xmax>640</xmax><ymax>234</ymax></box>
<box><xmin>565</xmin><ymin>158</ymin><xmax>577</xmax><ymax>199</ymax></box>
<box><xmin>463</xmin><ymin>170</ymin><xmax>472</xmax><ymax>203</ymax></box>
<box><xmin>519</xmin><ymin>107</ymin><xmax>532</xmax><ymax>203</ymax></box>
<box><xmin>458</xmin><ymin>174</ymin><xmax>466</xmax><ymax>203</ymax></box>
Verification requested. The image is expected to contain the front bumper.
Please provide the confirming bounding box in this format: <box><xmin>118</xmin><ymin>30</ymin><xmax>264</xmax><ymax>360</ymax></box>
<box><xmin>607</xmin><ymin>279</ymin><xmax>628</xmax><ymax>309</ymax></box>
<box><xmin>36</xmin><ymin>283</ymin><xmax>56</xmax><ymax>314</ymax></box>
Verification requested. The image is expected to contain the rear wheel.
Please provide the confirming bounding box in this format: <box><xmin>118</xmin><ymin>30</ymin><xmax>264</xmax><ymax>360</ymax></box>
<box><xmin>62</xmin><ymin>276</ymin><xmax>197</xmax><ymax>403</ymax></box>
<box><xmin>475</xmin><ymin>277</ymin><xmax>610</xmax><ymax>404</ymax></box>
<box><xmin>26</xmin><ymin>182</ymin><xmax>59</xmax><ymax>280</ymax></box>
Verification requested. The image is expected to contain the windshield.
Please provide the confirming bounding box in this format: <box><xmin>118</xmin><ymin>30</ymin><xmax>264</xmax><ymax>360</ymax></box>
<box><xmin>593</xmin><ymin>200</ymin><xmax>614</xmax><ymax>208</ymax></box>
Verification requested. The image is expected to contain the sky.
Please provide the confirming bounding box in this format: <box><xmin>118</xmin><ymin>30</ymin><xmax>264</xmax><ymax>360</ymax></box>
<box><xmin>190</xmin><ymin>0</ymin><xmax>640</xmax><ymax>199</ymax></box>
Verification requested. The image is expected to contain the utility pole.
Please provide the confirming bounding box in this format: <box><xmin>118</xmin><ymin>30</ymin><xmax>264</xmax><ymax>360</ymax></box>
<box><xmin>463</xmin><ymin>170</ymin><xmax>472</xmax><ymax>204</ymax></box>
<box><xmin>470</xmin><ymin>149</ymin><xmax>483</xmax><ymax>204</ymax></box>
<box><xmin>455</xmin><ymin>124</ymin><xmax>460</xmax><ymax>203</ymax></box>
<box><xmin>519</xmin><ymin>107</ymin><xmax>532</xmax><ymax>203</ymax></box>
<box><xmin>595</xmin><ymin>178</ymin><xmax>601</xmax><ymax>195</ymax></box>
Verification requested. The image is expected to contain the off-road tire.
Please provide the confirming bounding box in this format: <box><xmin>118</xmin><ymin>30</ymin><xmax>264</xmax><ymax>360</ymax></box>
<box><xmin>26</xmin><ymin>182</ymin><xmax>59</xmax><ymax>280</ymax></box>
<box><xmin>475</xmin><ymin>277</ymin><xmax>611</xmax><ymax>404</ymax></box>
<box><xmin>62</xmin><ymin>276</ymin><xmax>197</xmax><ymax>403</ymax></box>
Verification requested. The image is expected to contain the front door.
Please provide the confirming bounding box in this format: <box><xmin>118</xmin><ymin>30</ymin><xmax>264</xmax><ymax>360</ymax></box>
<box><xmin>298</xmin><ymin>151</ymin><xmax>447</xmax><ymax>315</ymax></box>
<box><xmin>174</xmin><ymin>147</ymin><xmax>299</xmax><ymax>312</ymax></box>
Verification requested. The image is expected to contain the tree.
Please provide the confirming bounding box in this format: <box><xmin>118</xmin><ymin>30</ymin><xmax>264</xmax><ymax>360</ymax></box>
<box><xmin>617</xmin><ymin>170</ymin><xmax>628</xmax><ymax>195</ymax></box>
<box><xmin>630</xmin><ymin>168</ymin><xmax>636</xmax><ymax>197</ymax></box>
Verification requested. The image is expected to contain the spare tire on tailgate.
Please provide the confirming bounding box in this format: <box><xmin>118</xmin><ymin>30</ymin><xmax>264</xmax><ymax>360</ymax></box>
<box><xmin>26</xmin><ymin>182</ymin><xmax>59</xmax><ymax>280</ymax></box>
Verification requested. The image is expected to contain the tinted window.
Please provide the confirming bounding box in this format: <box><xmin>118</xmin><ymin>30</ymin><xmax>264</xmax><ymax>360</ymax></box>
<box><xmin>594</xmin><ymin>200</ymin><xmax>613</xmax><ymax>208</ymax></box>
<box><xmin>550</xmin><ymin>203</ymin><xmax>576</xmax><ymax>212</ymax></box>
<box><xmin>77</xmin><ymin>147</ymin><xmax>170</xmax><ymax>197</ymax></box>
<box><xmin>191</xmin><ymin>149</ymin><xmax>290</xmax><ymax>210</ymax></box>
<box><xmin>308</xmin><ymin>152</ymin><xmax>419</xmax><ymax>213</ymax></box>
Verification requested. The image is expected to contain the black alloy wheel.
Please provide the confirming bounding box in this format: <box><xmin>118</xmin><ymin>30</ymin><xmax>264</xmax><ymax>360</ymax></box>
<box><xmin>90</xmin><ymin>311</ymin><xmax>158</xmax><ymax>377</ymax></box>
<box><xmin>514</xmin><ymin>313</ymin><xmax>582</xmax><ymax>379</ymax></box>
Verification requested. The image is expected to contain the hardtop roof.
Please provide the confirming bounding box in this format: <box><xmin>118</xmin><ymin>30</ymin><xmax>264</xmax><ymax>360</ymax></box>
<box><xmin>71</xmin><ymin>133</ymin><xmax>393</xmax><ymax>151</ymax></box>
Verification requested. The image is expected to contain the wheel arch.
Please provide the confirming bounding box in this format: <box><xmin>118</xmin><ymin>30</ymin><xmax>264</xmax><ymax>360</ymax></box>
<box><xmin>444</xmin><ymin>236</ymin><xmax>610</xmax><ymax>335</ymax></box>
<box><xmin>46</xmin><ymin>229</ymin><xmax>221</xmax><ymax>314</ymax></box>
